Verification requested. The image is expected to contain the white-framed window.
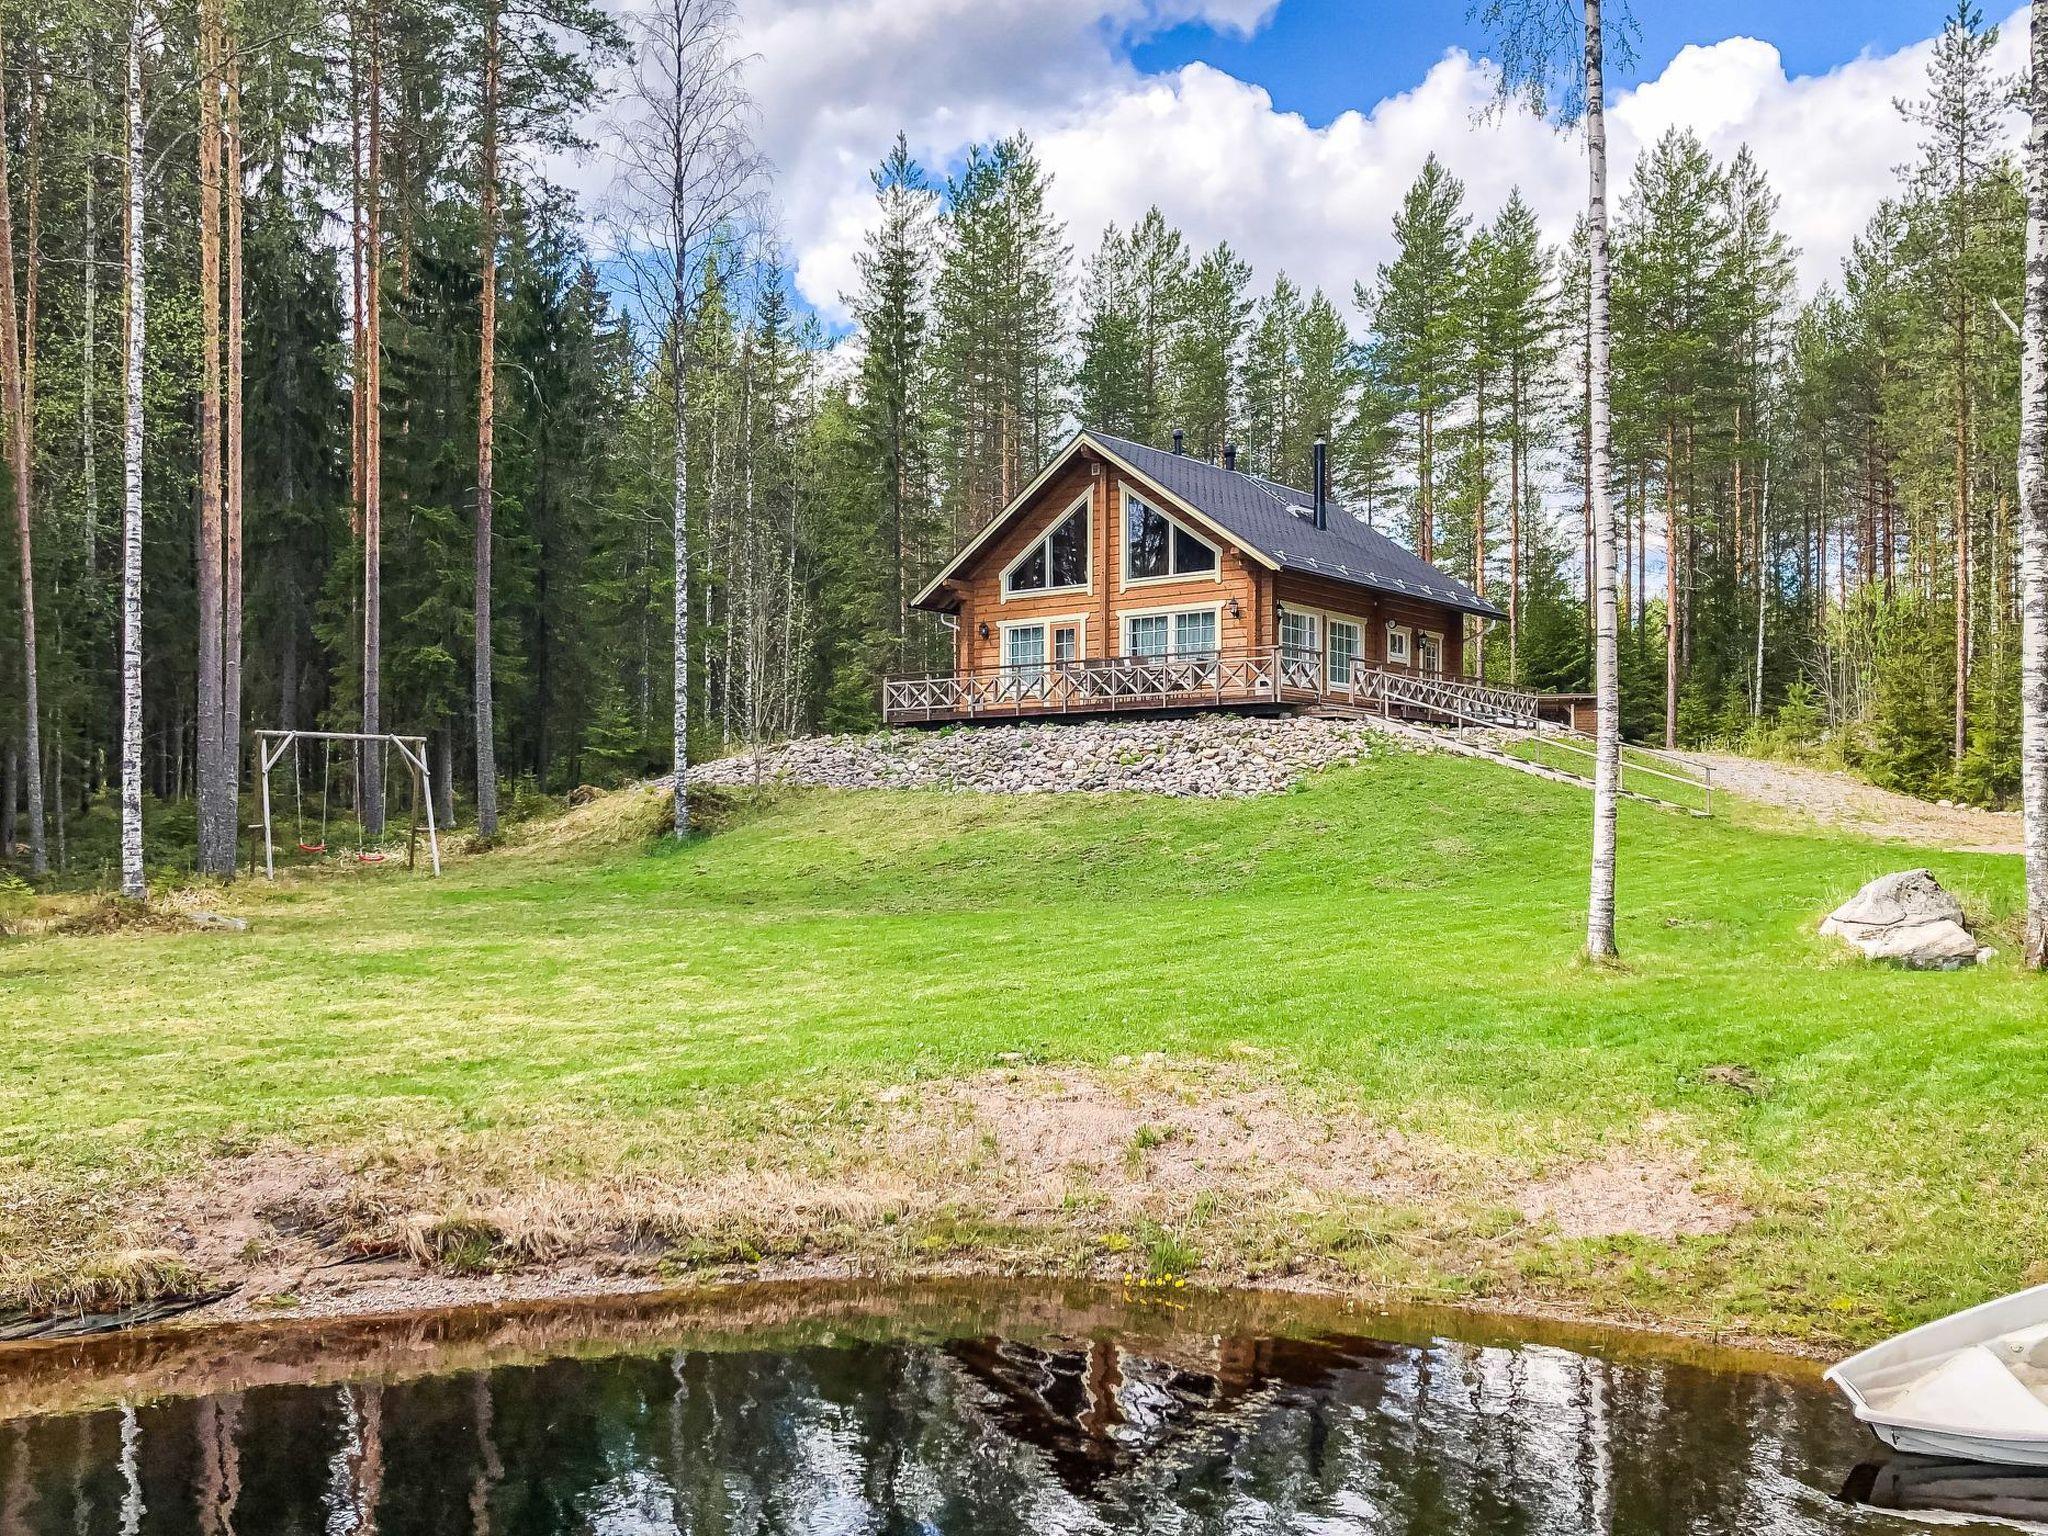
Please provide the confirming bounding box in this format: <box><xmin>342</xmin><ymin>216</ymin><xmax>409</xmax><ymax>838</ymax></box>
<box><xmin>1125</xmin><ymin>608</ymin><xmax>1219</xmax><ymax>660</ymax></box>
<box><xmin>1385</xmin><ymin>624</ymin><xmax>1412</xmax><ymax>665</ymax></box>
<box><xmin>1003</xmin><ymin>496</ymin><xmax>1090</xmax><ymax>597</ymax></box>
<box><xmin>1172</xmin><ymin>609</ymin><xmax>1218</xmax><ymax>657</ymax></box>
<box><xmin>1123</xmin><ymin>488</ymin><xmax>1219</xmax><ymax>582</ymax></box>
<box><xmin>1002</xmin><ymin>623</ymin><xmax>1048</xmax><ymax>671</ymax></box>
<box><xmin>1053</xmin><ymin>624</ymin><xmax>1080</xmax><ymax>667</ymax></box>
<box><xmin>1127</xmin><ymin>613</ymin><xmax>1170</xmax><ymax>658</ymax></box>
<box><xmin>1327</xmin><ymin>620</ymin><xmax>1361</xmax><ymax>685</ymax></box>
<box><xmin>1279</xmin><ymin>609</ymin><xmax>1320</xmax><ymax>665</ymax></box>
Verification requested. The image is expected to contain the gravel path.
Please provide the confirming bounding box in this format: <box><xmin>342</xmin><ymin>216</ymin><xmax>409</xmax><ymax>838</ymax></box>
<box><xmin>1698</xmin><ymin>752</ymin><xmax>2021</xmax><ymax>852</ymax></box>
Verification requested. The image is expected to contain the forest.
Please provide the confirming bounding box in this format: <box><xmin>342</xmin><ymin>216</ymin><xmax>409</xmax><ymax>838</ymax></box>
<box><xmin>0</xmin><ymin>0</ymin><xmax>2034</xmax><ymax>887</ymax></box>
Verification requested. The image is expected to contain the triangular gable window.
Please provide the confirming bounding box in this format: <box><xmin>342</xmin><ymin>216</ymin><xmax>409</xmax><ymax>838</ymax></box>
<box><xmin>1004</xmin><ymin>498</ymin><xmax>1090</xmax><ymax>595</ymax></box>
<box><xmin>1123</xmin><ymin>489</ymin><xmax>1218</xmax><ymax>580</ymax></box>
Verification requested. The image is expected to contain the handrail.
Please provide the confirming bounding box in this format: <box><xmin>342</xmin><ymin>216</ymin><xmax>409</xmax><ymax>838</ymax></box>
<box><xmin>881</xmin><ymin>646</ymin><xmax>1317</xmax><ymax>724</ymax></box>
<box><xmin>1346</xmin><ymin>659</ymin><xmax>1712</xmax><ymax>813</ymax></box>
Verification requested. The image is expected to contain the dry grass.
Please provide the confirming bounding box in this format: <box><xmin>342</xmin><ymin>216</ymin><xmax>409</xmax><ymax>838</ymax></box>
<box><xmin>4</xmin><ymin>1063</ymin><xmax>1745</xmax><ymax>1319</ymax></box>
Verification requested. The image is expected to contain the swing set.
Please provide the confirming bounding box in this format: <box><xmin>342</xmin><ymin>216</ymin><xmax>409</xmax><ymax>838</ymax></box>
<box><xmin>254</xmin><ymin>730</ymin><xmax>441</xmax><ymax>879</ymax></box>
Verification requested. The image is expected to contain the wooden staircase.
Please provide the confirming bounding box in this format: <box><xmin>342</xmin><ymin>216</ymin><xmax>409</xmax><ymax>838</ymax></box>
<box><xmin>1316</xmin><ymin>667</ymin><xmax>1713</xmax><ymax>816</ymax></box>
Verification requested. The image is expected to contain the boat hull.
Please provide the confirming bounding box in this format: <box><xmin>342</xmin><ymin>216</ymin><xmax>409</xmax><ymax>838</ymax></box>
<box><xmin>1829</xmin><ymin>1282</ymin><xmax>2048</xmax><ymax>1470</ymax></box>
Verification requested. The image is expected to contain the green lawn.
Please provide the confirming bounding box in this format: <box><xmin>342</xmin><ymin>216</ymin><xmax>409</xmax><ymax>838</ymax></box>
<box><xmin>4</xmin><ymin>748</ymin><xmax>2043</xmax><ymax>1344</ymax></box>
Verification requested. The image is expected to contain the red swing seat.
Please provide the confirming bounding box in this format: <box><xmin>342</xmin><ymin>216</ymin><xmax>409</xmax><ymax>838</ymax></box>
<box><xmin>297</xmin><ymin>840</ymin><xmax>327</xmax><ymax>854</ymax></box>
<box><xmin>355</xmin><ymin>850</ymin><xmax>388</xmax><ymax>864</ymax></box>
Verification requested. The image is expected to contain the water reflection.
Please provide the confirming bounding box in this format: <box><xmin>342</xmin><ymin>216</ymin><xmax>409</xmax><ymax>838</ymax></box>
<box><xmin>0</xmin><ymin>1285</ymin><xmax>2015</xmax><ymax>1534</ymax></box>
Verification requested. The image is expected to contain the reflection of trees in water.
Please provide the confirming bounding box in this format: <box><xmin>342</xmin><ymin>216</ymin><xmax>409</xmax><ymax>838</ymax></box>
<box><xmin>0</xmin><ymin>1328</ymin><xmax>1887</xmax><ymax>1533</ymax></box>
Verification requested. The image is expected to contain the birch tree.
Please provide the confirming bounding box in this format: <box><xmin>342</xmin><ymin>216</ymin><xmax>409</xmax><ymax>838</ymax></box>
<box><xmin>1476</xmin><ymin>0</ymin><xmax>1632</xmax><ymax>958</ymax></box>
<box><xmin>2021</xmin><ymin>0</ymin><xmax>2048</xmax><ymax>967</ymax></box>
<box><xmin>607</xmin><ymin>0</ymin><xmax>756</xmax><ymax>837</ymax></box>
<box><xmin>120</xmin><ymin>0</ymin><xmax>147</xmax><ymax>899</ymax></box>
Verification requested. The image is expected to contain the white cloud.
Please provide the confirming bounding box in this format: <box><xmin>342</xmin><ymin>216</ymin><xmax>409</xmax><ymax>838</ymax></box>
<box><xmin>733</xmin><ymin>1</ymin><xmax>2026</xmax><ymax>330</ymax></box>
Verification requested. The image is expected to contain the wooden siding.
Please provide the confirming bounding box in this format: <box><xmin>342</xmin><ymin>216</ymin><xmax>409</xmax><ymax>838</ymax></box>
<box><xmin>1270</xmin><ymin>570</ymin><xmax>1468</xmax><ymax>676</ymax></box>
<box><xmin>940</xmin><ymin>448</ymin><xmax>1265</xmax><ymax>672</ymax></box>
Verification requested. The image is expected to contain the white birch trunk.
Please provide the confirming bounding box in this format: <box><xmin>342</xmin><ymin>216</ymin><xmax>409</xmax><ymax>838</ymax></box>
<box><xmin>1584</xmin><ymin>0</ymin><xmax>1622</xmax><ymax>959</ymax></box>
<box><xmin>2020</xmin><ymin>0</ymin><xmax>2048</xmax><ymax>967</ymax></box>
<box><xmin>120</xmin><ymin>7</ymin><xmax>146</xmax><ymax>900</ymax></box>
<box><xmin>672</xmin><ymin>326</ymin><xmax>691</xmax><ymax>838</ymax></box>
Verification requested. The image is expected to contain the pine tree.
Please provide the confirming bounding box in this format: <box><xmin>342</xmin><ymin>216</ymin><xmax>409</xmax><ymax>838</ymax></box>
<box><xmin>1170</xmin><ymin>242</ymin><xmax>1252</xmax><ymax>461</ymax></box>
<box><xmin>1367</xmin><ymin>154</ymin><xmax>1469</xmax><ymax>561</ymax></box>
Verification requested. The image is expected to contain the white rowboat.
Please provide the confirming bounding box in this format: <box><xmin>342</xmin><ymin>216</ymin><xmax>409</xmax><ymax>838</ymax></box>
<box><xmin>1828</xmin><ymin>1283</ymin><xmax>2048</xmax><ymax>1467</ymax></box>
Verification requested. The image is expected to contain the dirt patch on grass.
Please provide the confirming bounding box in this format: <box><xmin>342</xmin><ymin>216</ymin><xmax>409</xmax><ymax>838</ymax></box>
<box><xmin>1515</xmin><ymin>1145</ymin><xmax>1743</xmax><ymax>1240</ymax></box>
<box><xmin>5</xmin><ymin>1064</ymin><xmax>1750</xmax><ymax>1334</ymax></box>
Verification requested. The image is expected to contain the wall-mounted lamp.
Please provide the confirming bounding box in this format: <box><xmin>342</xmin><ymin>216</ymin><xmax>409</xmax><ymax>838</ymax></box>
<box><xmin>1226</xmin><ymin>597</ymin><xmax>1242</xmax><ymax>620</ymax></box>
<box><xmin>978</xmin><ymin>622</ymin><xmax>990</xmax><ymax>640</ymax></box>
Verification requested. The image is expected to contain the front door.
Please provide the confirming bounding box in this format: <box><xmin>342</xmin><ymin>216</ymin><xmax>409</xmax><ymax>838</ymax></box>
<box><xmin>1416</xmin><ymin>632</ymin><xmax>1443</xmax><ymax>677</ymax></box>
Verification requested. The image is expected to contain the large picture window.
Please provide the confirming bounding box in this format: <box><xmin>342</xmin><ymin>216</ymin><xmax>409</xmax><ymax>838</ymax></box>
<box><xmin>1002</xmin><ymin>623</ymin><xmax>1047</xmax><ymax>670</ymax></box>
<box><xmin>1005</xmin><ymin>501</ymin><xmax>1089</xmax><ymax>595</ymax></box>
<box><xmin>1126</xmin><ymin>609</ymin><xmax>1218</xmax><ymax>660</ymax></box>
<box><xmin>1124</xmin><ymin>490</ymin><xmax>1218</xmax><ymax>581</ymax></box>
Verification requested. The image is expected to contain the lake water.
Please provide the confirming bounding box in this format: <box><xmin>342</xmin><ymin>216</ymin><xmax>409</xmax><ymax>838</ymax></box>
<box><xmin>0</xmin><ymin>1280</ymin><xmax>2035</xmax><ymax>1534</ymax></box>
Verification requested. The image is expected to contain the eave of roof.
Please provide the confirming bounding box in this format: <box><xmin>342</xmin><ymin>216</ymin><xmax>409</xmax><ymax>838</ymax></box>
<box><xmin>911</xmin><ymin>428</ymin><xmax>1505</xmax><ymax>622</ymax></box>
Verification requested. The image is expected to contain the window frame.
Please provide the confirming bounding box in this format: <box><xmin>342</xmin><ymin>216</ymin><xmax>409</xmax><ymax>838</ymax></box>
<box><xmin>1385</xmin><ymin>623</ymin><xmax>1412</xmax><ymax>666</ymax></box>
<box><xmin>997</xmin><ymin>612</ymin><xmax>1088</xmax><ymax>673</ymax></box>
<box><xmin>1121</xmin><ymin>602</ymin><xmax>1226</xmax><ymax>661</ymax></box>
<box><xmin>1118</xmin><ymin>483</ymin><xmax>1221</xmax><ymax>589</ymax></box>
<box><xmin>999</xmin><ymin>491</ymin><xmax>1093</xmax><ymax>602</ymax></box>
<box><xmin>1326</xmin><ymin>619</ymin><xmax>1362</xmax><ymax>687</ymax></box>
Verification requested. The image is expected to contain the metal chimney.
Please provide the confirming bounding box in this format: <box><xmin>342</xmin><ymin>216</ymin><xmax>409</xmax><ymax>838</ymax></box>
<box><xmin>1222</xmin><ymin>442</ymin><xmax>1238</xmax><ymax>472</ymax></box>
<box><xmin>1312</xmin><ymin>439</ymin><xmax>1328</xmax><ymax>530</ymax></box>
<box><xmin>1171</xmin><ymin>428</ymin><xmax>1184</xmax><ymax>456</ymax></box>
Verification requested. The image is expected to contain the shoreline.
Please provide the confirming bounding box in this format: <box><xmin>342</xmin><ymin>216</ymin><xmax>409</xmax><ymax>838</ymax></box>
<box><xmin>0</xmin><ymin>1261</ymin><xmax>1835</xmax><ymax>1425</ymax></box>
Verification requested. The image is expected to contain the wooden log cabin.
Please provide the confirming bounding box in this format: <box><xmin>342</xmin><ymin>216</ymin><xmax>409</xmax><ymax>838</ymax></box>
<box><xmin>887</xmin><ymin>428</ymin><xmax>1512</xmax><ymax>725</ymax></box>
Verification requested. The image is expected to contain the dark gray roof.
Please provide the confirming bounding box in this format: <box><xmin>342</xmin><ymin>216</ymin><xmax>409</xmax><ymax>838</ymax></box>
<box><xmin>1090</xmin><ymin>430</ymin><xmax>1505</xmax><ymax>620</ymax></box>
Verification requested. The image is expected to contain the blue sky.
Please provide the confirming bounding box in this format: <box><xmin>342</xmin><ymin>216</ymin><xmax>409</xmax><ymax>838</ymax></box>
<box><xmin>644</xmin><ymin>0</ymin><xmax>2024</xmax><ymax>329</ymax></box>
<box><xmin>1129</xmin><ymin>1</ymin><xmax>1954</xmax><ymax>127</ymax></box>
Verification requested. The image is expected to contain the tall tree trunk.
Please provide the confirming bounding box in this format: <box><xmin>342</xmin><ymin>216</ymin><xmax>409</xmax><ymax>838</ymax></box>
<box><xmin>2020</xmin><ymin>0</ymin><xmax>2048</xmax><ymax>968</ymax></box>
<box><xmin>1508</xmin><ymin>360</ymin><xmax>1522</xmax><ymax>681</ymax></box>
<box><xmin>361</xmin><ymin>0</ymin><xmax>385</xmax><ymax>836</ymax></box>
<box><xmin>120</xmin><ymin>4</ymin><xmax>146</xmax><ymax>900</ymax></box>
<box><xmin>194</xmin><ymin>0</ymin><xmax>229</xmax><ymax>874</ymax></box>
<box><xmin>0</xmin><ymin>17</ymin><xmax>46</xmax><ymax>875</ymax></box>
<box><xmin>1473</xmin><ymin>370</ymin><xmax>1486</xmax><ymax>677</ymax></box>
<box><xmin>83</xmin><ymin>88</ymin><xmax>100</xmax><ymax>576</ymax></box>
<box><xmin>473</xmin><ymin>0</ymin><xmax>500</xmax><ymax>840</ymax></box>
<box><xmin>1664</xmin><ymin>417</ymin><xmax>1679</xmax><ymax>749</ymax></box>
<box><xmin>1585</xmin><ymin>0</ymin><xmax>1622</xmax><ymax>960</ymax></box>
<box><xmin>224</xmin><ymin>41</ymin><xmax>245</xmax><ymax>867</ymax></box>
<box><xmin>672</xmin><ymin>330</ymin><xmax>691</xmax><ymax>838</ymax></box>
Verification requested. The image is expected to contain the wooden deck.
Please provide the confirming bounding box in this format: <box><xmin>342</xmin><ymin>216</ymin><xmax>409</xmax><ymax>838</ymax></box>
<box><xmin>880</xmin><ymin>652</ymin><xmax>1714</xmax><ymax>813</ymax></box>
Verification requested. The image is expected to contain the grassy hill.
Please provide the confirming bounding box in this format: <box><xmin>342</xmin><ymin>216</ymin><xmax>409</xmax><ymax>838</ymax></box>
<box><xmin>3</xmin><ymin>745</ymin><xmax>2042</xmax><ymax>1346</ymax></box>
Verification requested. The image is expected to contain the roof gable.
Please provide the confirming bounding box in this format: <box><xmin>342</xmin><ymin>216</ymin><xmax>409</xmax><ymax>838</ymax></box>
<box><xmin>1086</xmin><ymin>432</ymin><xmax>1504</xmax><ymax>620</ymax></box>
<box><xmin>913</xmin><ymin>428</ymin><xmax>1503</xmax><ymax>621</ymax></box>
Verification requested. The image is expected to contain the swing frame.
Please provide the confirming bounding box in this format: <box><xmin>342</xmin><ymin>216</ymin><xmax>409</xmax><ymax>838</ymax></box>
<box><xmin>255</xmin><ymin>730</ymin><xmax>441</xmax><ymax>879</ymax></box>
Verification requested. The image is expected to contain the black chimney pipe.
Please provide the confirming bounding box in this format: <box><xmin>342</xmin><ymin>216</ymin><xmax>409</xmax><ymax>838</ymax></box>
<box><xmin>1312</xmin><ymin>438</ymin><xmax>1328</xmax><ymax>530</ymax></box>
<box><xmin>1223</xmin><ymin>442</ymin><xmax>1237</xmax><ymax>472</ymax></box>
<box><xmin>1172</xmin><ymin>428</ymin><xmax>1184</xmax><ymax>455</ymax></box>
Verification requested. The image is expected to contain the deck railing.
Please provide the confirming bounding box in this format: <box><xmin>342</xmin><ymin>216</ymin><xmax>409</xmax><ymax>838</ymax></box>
<box><xmin>881</xmin><ymin>646</ymin><xmax>1333</xmax><ymax>724</ymax></box>
<box><xmin>1346</xmin><ymin>660</ymin><xmax>1713</xmax><ymax>812</ymax></box>
<box><xmin>1347</xmin><ymin>662</ymin><xmax>1544</xmax><ymax>726</ymax></box>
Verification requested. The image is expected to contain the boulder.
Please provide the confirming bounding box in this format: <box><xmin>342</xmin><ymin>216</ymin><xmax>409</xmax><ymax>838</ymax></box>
<box><xmin>1821</xmin><ymin>869</ymin><xmax>1991</xmax><ymax>969</ymax></box>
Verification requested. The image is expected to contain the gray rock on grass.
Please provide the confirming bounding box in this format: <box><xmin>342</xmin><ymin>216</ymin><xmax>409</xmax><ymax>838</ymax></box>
<box><xmin>1820</xmin><ymin>869</ymin><xmax>1993</xmax><ymax>970</ymax></box>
